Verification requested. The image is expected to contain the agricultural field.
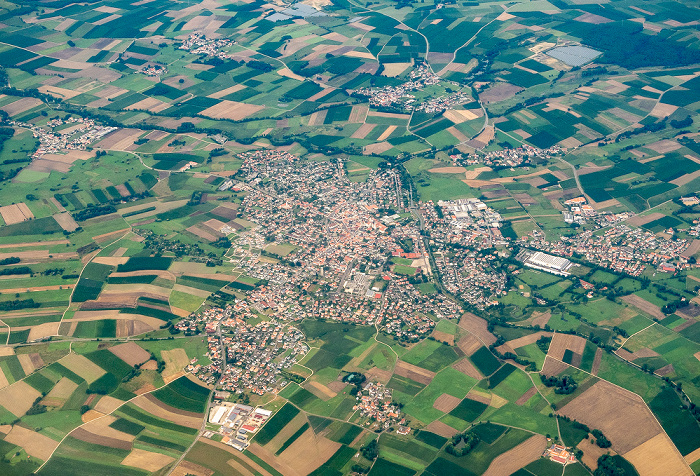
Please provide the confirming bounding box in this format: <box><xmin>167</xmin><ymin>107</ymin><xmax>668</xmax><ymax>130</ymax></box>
<box><xmin>0</xmin><ymin>0</ymin><xmax>697</xmax><ymax>472</ymax></box>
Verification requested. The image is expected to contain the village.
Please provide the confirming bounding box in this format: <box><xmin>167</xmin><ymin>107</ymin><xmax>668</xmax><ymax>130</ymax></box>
<box><xmin>352</xmin><ymin>63</ymin><xmax>471</xmax><ymax>113</ymax></box>
<box><xmin>11</xmin><ymin>116</ymin><xmax>117</xmax><ymax>158</ymax></box>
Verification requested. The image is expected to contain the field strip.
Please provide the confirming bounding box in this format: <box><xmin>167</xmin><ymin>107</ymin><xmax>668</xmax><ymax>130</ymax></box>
<box><xmin>543</xmin><ymin>352</ymin><xmax>691</xmax><ymax>472</ymax></box>
<box><xmin>36</xmin><ymin>370</ymin><xmax>210</xmax><ymax>473</ymax></box>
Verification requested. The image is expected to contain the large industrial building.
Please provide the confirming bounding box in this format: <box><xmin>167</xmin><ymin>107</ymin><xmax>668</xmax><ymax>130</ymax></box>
<box><xmin>518</xmin><ymin>250</ymin><xmax>573</xmax><ymax>276</ymax></box>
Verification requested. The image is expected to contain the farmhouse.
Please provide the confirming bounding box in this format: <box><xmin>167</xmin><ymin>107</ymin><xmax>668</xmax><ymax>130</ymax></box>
<box><xmin>543</xmin><ymin>443</ymin><xmax>577</xmax><ymax>465</ymax></box>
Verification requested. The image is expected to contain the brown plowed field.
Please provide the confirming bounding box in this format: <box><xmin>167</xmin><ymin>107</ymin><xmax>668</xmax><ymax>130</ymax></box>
<box><xmin>547</xmin><ymin>333</ymin><xmax>586</xmax><ymax>364</ymax></box>
<box><xmin>541</xmin><ymin>356</ymin><xmax>569</xmax><ymax>377</ymax></box>
<box><xmin>559</xmin><ymin>380</ymin><xmax>662</xmax><ymax>454</ymax></box>
<box><xmin>94</xmin><ymin>396</ymin><xmax>125</xmax><ymax>414</ymax></box>
<box><xmin>433</xmin><ymin>393</ymin><xmax>461</xmax><ymax>412</ymax></box>
<box><xmin>457</xmin><ymin>334</ymin><xmax>482</xmax><ymax>356</ymax></box>
<box><xmin>591</xmin><ymin>348</ymin><xmax>603</xmax><ymax>375</ymax></box>
<box><xmin>621</xmin><ymin>295</ymin><xmax>665</xmax><ymax>320</ymax></box>
<box><xmin>458</xmin><ymin>313</ymin><xmax>497</xmax><ymax>346</ymax></box>
<box><xmin>394</xmin><ymin>360</ymin><xmax>435</xmax><ymax>385</ymax></box>
<box><xmin>424</xmin><ymin>420</ymin><xmax>458</xmax><ymax>438</ymax></box>
<box><xmin>171</xmin><ymin>460</ymin><xmax>214</xmax><ymax>476</ymax></box>
<box><xmin>72</xmin><ymin>427</ymin><xmax>133</xmax><ymax>450</ymax></box>
<box><xmin>431</xmin><ymin>329</ymin><xmax>455</xmax><ymax>345</ymax></box>
<box><xmin>506</xmin><ymin>331</ymin><xmax>552</xmax><ymax>350</ymax></box>
<box><xmin>482</xmin><ymin>434</ymin><xmax>546</xmax><ymax>476</ymax></box>
<box><xmin>109</xmin><ymin>342</ymin><xmax>151</xmax><ymax>366</ymax></box>
<box><xmin>452</xmin><ymin>358</ymin><xmax>482</xmax><ymax>380</ymax></box>
<box><xmin>515</xmin><ymin>387</ymin><xmax>537</xmax><ymax>406</ymax></box>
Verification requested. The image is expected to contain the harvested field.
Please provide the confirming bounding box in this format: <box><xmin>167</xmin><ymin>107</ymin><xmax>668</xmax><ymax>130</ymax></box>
<box><xmin>59</xmin><ymin>353</ymin><xmax>106</xmax><ymax>383</ymax></box>
<box><xmin>458</xmin><ymin>313</ymin><xmax>497</xmax><ymax>346</ymax></box>
<box><xmin>200</xmin><ymin>101</ymin><xmax>264</xmax><ymax>120</ymax></box>
<box><xmin>482</xmin><ymin>434</ymin><xmax>546</xmax><ymax>476</ymax></box>
<box><xmin>559</xmin><ymin>380</ymin><xmax>662</xmax><ymax>454</ymax></box>
<box><xmin>428</xmin><ymin>167</ymin><xmax>467</xmax><ymax>174</ymax></box>
<box><xmin>456</xmin><ymin>334</ymin><xmax>482</xmax><ymax>356</ymax></box>
<box><xmin>5</xmin><ymin>425</ymin><xmax>60</xmax><ymax>461</ymax></box>
<box><xmin>53</xmin><ymin>212</ymin><xmax>79</xmax><ymax>232</ymax></box>
<box><xmin>621</xmin><ymin>295</ymin><xmax>665</xmax><ymax>320</ymax></box>
<box><xmin>350</xmin><ymin>123</ymin><xmax>375</xmax><ymax>139</ymax></box>
<box><xmin>92</xmin><ymin>257</ymin><xmax>129</xmax><ymax>266</ymax></box>
<box><xmin>109</xmin><ymin>342</ymin><xmax>151</xmax><ymax>367</ymax></box>
<box><xmin>122</xmin><ymin>448</ymin><xmax>175</xmax><ymax>472</ymax></box>
<box><xmin>452</xmin><ymin>358</ymin><xmax>482</xmax><ymax>380</ymax></box>
<box><xmin>161</xmin><ymin>348</ymin><xmax>190</xmax><ymax>380</ymax></box>
<box><xmin>172</xmin><ymin>460</ymin><xmax>214</xmax><ymax>476</ymax></box>
<box><xmin>394</xmin><ymin>360</ymin><xmax>435</xmax><ymax>385</ymax></box>
<box><xmin>363</xmin><ymin>142</ymin><xmax>393</xmax><ymax>155</ymax></box>
<box><xmin>506</xmin><ymin>331</ymin><xmax>552</xmax><ymax>350</ymax></box>
<box><xmin>201</xmin><ymin>439</ymin><xmax>272</xmax><ymax>476</ymax></box>
<box><xmin>623</xmin><ymin>433</ymin><xmax>691</xmax><ymax>476</ymax></box>
<box><xmin>133</xmin><ymin>393</ymin><xmax>202</xmax><ymax>427</ymax></box>
<box><xmin>307</xmin><ymin>380</ymin><xmax>336</xmax><ymax>400</ymax></box>
<box><xmin>685</xmin><ymin>446</ymin><xmax>700</xmax><ymax>464</ymax></box>
<box><xmin>0</xmin><ymin>203</ymin><xmax>33</xmax><ymax>225</ymax></box>
<box><xmin>578</xmin><ymin>436</ymin><xmax>611</xmax><ymax>470</ymax></box>
<box><xmin>208</xmin><ymin>84</ymin><xmax>245</xmax><ymax>99</ymax></box>
<box><xmin>433</xmin><ymin>393</ymin><xmax>461</xmax><ymax>412</ymax></box>
<box><xmin>466</xmin><ymin>388</ymin><xmax>491</xmax><ymax>405</ymax></box>
<box><xmin>44</xmin><ymin>377</ymin><xmax>79</xmax><ymax>405</ymax></box>
<box><xmin>626</xmin><ymin>212</ymin><xmax>664</xmax><ymax>227</ymax></box>
<box><xmin>0</xmin><ymin>381</ymin><xmax>41</xmax><ymax>416</ymax></box>
<box><xmin>264</xmin><ymin>413</ymin><xmax>306</xmax><ymax>453</ymax></box>
<box><xmin>374</xmin><ymin>125</ymin><xmax>396</xmax><ymax>142</ymax></box>
<box><xmin>94</xmin><ymin>395</ymin><xmax>125</xmax><ymax>414</ymax></box>
<box><xmin>81</xmin><ymin>409</ymin><xmax>103</xmax><ymax>423</ymax></box>
<box><xmin>547</xmin><ymin>333</ymin><xmax>586</xmax><ymax>366</ymax></box>
<box><xmin>72</xmin><ymin>426</ymin><xmax>133</xmax><ymax>450</ymax></box>
<box><xmin>515</xmin><ymin>387</ymin><xmax>537</xmax><ymax>406</ymax></box>
<box><xmin>28</xmin><ymin>322</ymin><xmax>60</xmax><ymax>341</ymax></box>
<box><xmin>645</xmin><ymin>139</ymin><xmax>681</xmax><ymax>154</ymax></box>
<box><xmin>424</xmin><ymin>420</ymin><xmax>459</xmax><ymax>438</ymax></box>
<box><xmin>17</xmin><ymin>353</ymin><xmax>39</xmax><ymax>375</ymax></box>
<box><xmin>431</xmin><ymin>329</ymin><xmax>454</xmax><ymax>345</ymax></box>
<box><xmin>443</xmin><ymin>109</ymin><xmax>479</xmax><ymax>123</ymax></box>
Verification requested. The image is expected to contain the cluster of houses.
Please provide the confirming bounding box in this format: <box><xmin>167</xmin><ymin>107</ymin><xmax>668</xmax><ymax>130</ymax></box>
<box><xmin>354</xmin><ymin>382</ymin><xmax>406</xmax><ymax>430</ymax></box>
<box><xmin>14</xmin><ymin>117</ymin><xmax>117</xmax><ymax>158</ymax></box>
<box><xmin>139</xmin><ymin>64</ymin><xmax>167</xmax><ymax>77</ymax></box>
<box><xmin>420</xmin><ymin>201</ymin><xmax>508</xmax><ymax>308</ymax></box>
<box><xmin>353</xmin><ymin>63</ymin><xmax>470</xmax><ymax>112</ymax></box>
<box><xmin>519</xmin><ymin>224</ymin><xmax>693</xmax><ymax>277</ymax></box>
<box><xmin>181</xmin><ymin>306</ymin><xmax>308</xmax><ymax>394</ymax></box>
<box><xmin>178</xmin><ymin>32</ymin><xmax>236</xmax><ymax>60</ymax></box>
<box><xmin>459</xmin><ymin>144</ymin><xmax>563</xmax><ymax>169</ymax></box>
